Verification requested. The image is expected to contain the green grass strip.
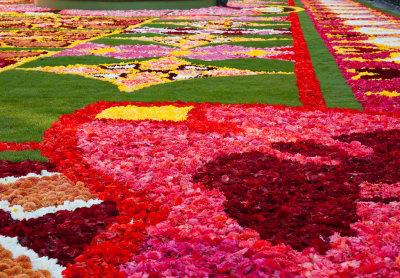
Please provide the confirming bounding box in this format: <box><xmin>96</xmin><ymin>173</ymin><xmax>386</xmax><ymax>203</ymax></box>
<box><xmin>0</xmin><ymin>150</ymin><xmax>47</xmax><ymax>162</ymax></box>
<box><xmin>295</xmin><ymin>0</ymin><xmax>363</xmax><ymax>110</ymax></box>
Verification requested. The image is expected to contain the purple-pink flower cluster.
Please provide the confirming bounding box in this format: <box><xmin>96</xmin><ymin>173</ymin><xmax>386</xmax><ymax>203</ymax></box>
<box><xmin>52</xmin><ymin>43</ymin><xmax>295</xmax><ymax>61</ymax></box>
<box><xmin>58</xmin><ymin>6</ymin><xmax>260</xmax><ymax>17</ymax></box>
<box><xmin>0</xmin><ymin>4</ymin><xmax>54</xmax><ymax>12</ymax></box>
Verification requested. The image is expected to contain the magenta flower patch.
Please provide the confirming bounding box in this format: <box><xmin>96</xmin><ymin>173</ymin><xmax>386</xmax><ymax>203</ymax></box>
<box><xmin>52</xmin><ymin>43</ymin><xmax>295</xmax><ymax>61</ymax></box>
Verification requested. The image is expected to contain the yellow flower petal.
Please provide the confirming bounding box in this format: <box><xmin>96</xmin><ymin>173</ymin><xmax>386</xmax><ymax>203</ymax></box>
<box><xmin>96</xmin><ymin>105</ymin><xmax>194</xmax><ymax>121</ymax></box>
<box><xmin>365</xmin><ymin>91</ymin><xmax>400</xmax><ymax>97</ymax></box>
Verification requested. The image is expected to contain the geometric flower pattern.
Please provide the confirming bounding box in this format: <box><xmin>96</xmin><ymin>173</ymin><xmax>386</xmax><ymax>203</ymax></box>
<box><xmin>0</xmin><ymin>0</ymin><xmax>32</xmax><ymax>3</ymax></box>
<box><xmin>123</xmin><ymin>26</ymin><xmax>292</xmax><ymax>36</ymax></box>
<box><xmin>19</xmin><ymin>57</ymin><xmax>268</xmax><ymax>92</ymax></box>
<box><xmin>0</xmin><ymin>12</ymin><xmax>148</xmax><ymax>30</ymax></box>
<box><xmin>52</xmin><ymin>42</ymin><xmax>295</xmax><ymax>61</ymax></box>
<box><xmin>0</xmin><ymin>165</ymin><xmax>116</xmax><ymax>275</ymax></box>
<box><xmin>0</xmin><ymin>50</ymin><xmax>53</xmax><ymax>72</ymax></box>
<box><xmin>161</xmin><ymin>15</ymin><xmax>290</xmax><ymax>22</ymax></box>
<box><xmin>152</xmin><ymin>20</ymin><xmax>286</xmax><ymax>29</ymax></box>
<box><xmin>0</xmin><ymin>0</ymin><xmax>347</xmax><ymax>275</ymax></box>
<box><xmin>0</xmin><ymin>3</ymin><xmax>53</xmax><ymax>12</ymax></box>
<box><xmin>0</xmin><ymin>29</ymin><xmax>115</xmax><ymax>48</ymax></box>
<box><xmin>39</xmin><ymin>101</ymin><xmax>400</xmax><ymax>277</ymax></box>
<box><xmin>111</xmin><ymin>34</ymin><xmax>267</xmax><ymax>49</ymax></box>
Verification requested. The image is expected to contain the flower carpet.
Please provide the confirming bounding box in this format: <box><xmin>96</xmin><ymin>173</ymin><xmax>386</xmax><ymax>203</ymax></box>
<box><xmin>1</xmin><ymin>0</ymin><xmax>400</xmax><ymax>277</ymax></box>
<box><xmin>300</xmin><ymin>0</ymin><xmax>400</xmax><ymax>113</ymax></box>
<box><xmin>20</xmin><ymin>57</ymin><xmax>271</xmax><ymax>92</ymax></box>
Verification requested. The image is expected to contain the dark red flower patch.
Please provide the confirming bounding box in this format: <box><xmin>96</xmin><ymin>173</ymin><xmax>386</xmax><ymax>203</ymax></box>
<box><xmin>271</xmin><ymin>140</ymin><xmax>347</xmax><ymax>159</ymax></box>
<box><xmin>193</xmin><ymin>150</ymin><xmax>359</xmax><ymax>254</ymax></box>
<box><xmin>0</xmin><ymin>59</ymin><xmax>15</xmax><ymax>68</ymax></box>
<box><xmin>0</xmin><ymin>210</ymin><xmax>15</xmax><ymax>229</ymax></box>
<box><xmin>0</xmin><ymin>160</ymin><xmax>57</xmax><ymax>178</ymax></box>
<box><xmin>0</xmin><ymin>201</ymin><xmax>118</xmax><ymax>266</ymax></box>
<box><xmin>354</xmin><ymin>68</ymin><xmax>400</xmax><ymax>80</ymax></box>
<box><xmin>333</xmin><ymin>129</ymin><xmax>400</xmax><ymax>185</ymax></box>
<box><xmin>194</xmin><ymin>129</ymin><xmax>400</xmax><ymax>254</ymax></box>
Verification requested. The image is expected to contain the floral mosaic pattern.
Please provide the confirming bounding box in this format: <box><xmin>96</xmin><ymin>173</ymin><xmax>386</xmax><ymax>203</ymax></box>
<box><xmin>58</xmin><ymin>6</ymin><xmax>260</xmax><ymax>17</ymax></box>
<box><xmin>111</xmin><ymin>34</ymin><xmax>267</xmax><ymax>49</ymax></box>
<box><xmin>0</xmin><ymin>201</ymin><xmax>118</xmax><ymax>266</ymax></box>
<box><xmin>20</xmin><ymin>57</ymin><xmax>269</xmax><ymax>92</ymax></box>
<box><xmin>0</xmin><ymin>4</ymin><xmax>54</xmax><ymax>12</ymax></box>
<box><xmin>0</xmin><ymin>13</ymin><xmax>149</xmax><ymax>30</ymax></box>
<box><xmin>0</xmin><ymin>0</ymin><xmax>315</xmax><ymax>102</ymax></box>
<box><xmin>30</xmin><ymin>101</ymin><xmax>400</xmax><ymax>277</ymax></box>
<box><xmin>0</xmin><ymin>160</ymin><xmax>117</xmax><ymax>273</ymax></box>
<box><xmin>52</xmin><ymin>42</ymin><xmax>295</xmax><ymax>61</ymax></box>
<box><xmin>0</xmin><ymin>29</ymin><xmax>115</xmax><ymax>48</ymax></box>
<box><xmin>0</xmin><ymin>50</ymin><xmax>52</xmax><ymax>72</ymax></box>
<box><xmin>0</xmin><ymin>14</ymin><xmax>149</xmax><ymax>49</ymax></box>
<box><xmin>58</xmin><ymin>9</ymin><xmax>174</xmax><ymax>17</ymax></box>
<box><xmin>0</xmin><ymin>0</ymin><xmax>32</xmax><ymax>3</ymax></box>
<box><xmin>152</xmin><ymin>20</ymin><xmax>288</xmax><ymax>29</ymax></box>
<box><xmin>7</xmin><ymin>0</ymin><xmax>397</xmax><ymax>276</ymax></box>
<box><xmin>123</xmin><ymin>25</ymin><xmax>292</xmax><ymax>35</ymax></box>
<box><xmin>301</xmin><ymin>0</ymin><xmax>400</xmax><ymax>113</ymax></box>
<box><xmin>161</xmin><ymin>15</ymin><xmax>290</xmax><ymax>22</ymax></box>
<box><xmin>246</xmin><ymin>5</ymin><xmax>303</xmax><ymax>13</ymax></box>
<box><xmin>166</xmin><ymin>6</ymin><xmax>262</xmax><ymax>16</ymax></box>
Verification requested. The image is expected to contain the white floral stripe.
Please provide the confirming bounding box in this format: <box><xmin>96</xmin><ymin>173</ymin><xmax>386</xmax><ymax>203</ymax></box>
<box><xmin>0</xmin><ymin>235</ymin><xmax>66</xmax><ymax>278</ymax></box>
<box><xmin>0</xmin><ymin>170</ymin><xmax>61</xmax><ymax>184</ymax></box>
<box><xmin>0</xmin><ymin>199</ymin><xmax>103</xmax><ymax>220</ymax></box>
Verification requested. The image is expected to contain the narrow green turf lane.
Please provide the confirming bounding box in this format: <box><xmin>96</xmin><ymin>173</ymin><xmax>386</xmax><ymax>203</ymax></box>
<box><xmin>295</xmin><ymin>0</ymin><xmax>363</xmax><ymax>110</ymax></box>
<box><xmin>0</xmin><ymin>150</ymin><xmax>47</xmax><ymax>162</ymax></box>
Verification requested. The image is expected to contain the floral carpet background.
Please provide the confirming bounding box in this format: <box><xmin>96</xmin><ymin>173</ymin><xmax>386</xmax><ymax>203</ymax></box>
<box><xmin>1</xmin><ymin>0</ymin><xmax>400</xmax><ymax>277</ymax></box>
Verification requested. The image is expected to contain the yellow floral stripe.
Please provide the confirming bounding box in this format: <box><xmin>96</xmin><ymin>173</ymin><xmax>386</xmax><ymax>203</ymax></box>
<box><xmin>96</xmin><ymin>105</ymin><xmax>194</xmax><ymax>121</ymax></box>
<box><xmin>365</xmin><ymin>91</ymin><xmax>400</xmax><ymax>97</ymax></box>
